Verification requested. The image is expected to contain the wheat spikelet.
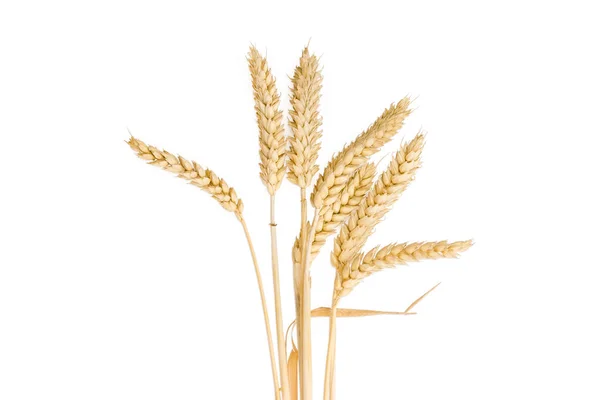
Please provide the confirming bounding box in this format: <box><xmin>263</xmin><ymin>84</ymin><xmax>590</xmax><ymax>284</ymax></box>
<box><xmin>248</xmin><ymin>46</ymin><xmax>286</xmax><ymax>195</ymax></box>
<box><xmin>310</xmin><ymin>98</ymin><xmax>412</xmax><ymax>210</ymax></box>
<box><xmin>335</xmin><ymin>240</ymin><xmax>473</xmax><ymax>298</ymax></box>
<box><xmin>287</xmin><ymin>47</ymin><xmax>323</xmax><ymax>188</ymax></box>
<box><xmin>332</xmin><ymin>133</ymin><xmax>425</xmax><ymax>269</ymax></box>
<box><xmin>127</xmin><ymin>137</ymin><xmax>244</xmax><ymax>215</ymax></box>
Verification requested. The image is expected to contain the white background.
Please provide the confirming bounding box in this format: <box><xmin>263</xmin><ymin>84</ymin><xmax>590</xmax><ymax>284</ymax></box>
<box><xmin>1</xmin><ymin>1</ymin><xmax>599</xmax><ymax>399</ymax></box>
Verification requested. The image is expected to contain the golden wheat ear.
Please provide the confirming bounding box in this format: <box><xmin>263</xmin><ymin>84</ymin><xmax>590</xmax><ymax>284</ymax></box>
<box><xmin>332</xmin><ymin>132</ymin><xmax>425</xmax><ymax>270</ymax></box>
<box><xmin>292</xmin><ymin>162</ymin><xmax>377</xmax><ymax>269</ymax></box>
<box><xmin>247</xmin><ymin>46</ymin><xmax>286</xmax><ymax>195</ymax></box>
<box><xmin>335</xmin><ymin>240</ymin><xmax>473</xmax><ymax>298</ymax></box>
<box><xmin>127</xmin><ymin>136</ymin><xmax>244</xmax><ymax>216</ymax></box>
<box><xmin>310</xmin><ymin>98</ymin><xmax>412</xmax><ymax>210</ymax></box>
<box><xmin>287</xmin><ymin>46</ymin><xmax>323</xmax><ymax>188</ymax></box>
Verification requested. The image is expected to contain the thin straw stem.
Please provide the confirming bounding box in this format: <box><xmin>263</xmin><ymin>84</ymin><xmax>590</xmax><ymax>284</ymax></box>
<box><xmin>323</xmin><ymin>297</ymin><xmax>338</xmax><ymax>400</ymax></box>
<box><xmin>239</xmin><ymin>215</ymin><xmax>281</xmax><ymax>400</ymax></box>
<box><xmin>297</xmin><ymin>189</ymin><xmax>308</xmax><ymax>308</ymax></box>
<box><xmin>300</xmin><ymin>208</ymin><xmax>319</xmax><ymax>400</ymax></box>
<box><xmin>270</xmin><ymin>196</ymin><xmax>291</xmax><ymax>400</ymax></box>
<box><xmin>297</xmin><ymin>188</ymin><xmax>308</xmax><ymax>400</ymax></box>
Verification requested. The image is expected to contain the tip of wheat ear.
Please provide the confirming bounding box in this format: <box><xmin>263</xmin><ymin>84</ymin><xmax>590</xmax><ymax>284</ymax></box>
<box><xmin>126</xmin><ymin>136</ymin><xmax>244</xmax><ymax>216</ymax></box>
<box><xmin>311</xmin><ymin>97</ymin><xmax>412</xmax><ymax>210</ymax></box>
<box><xmin>247</xmin><ymin>46</ymin><xmax>286</xmax><ymax>196</ymax></box>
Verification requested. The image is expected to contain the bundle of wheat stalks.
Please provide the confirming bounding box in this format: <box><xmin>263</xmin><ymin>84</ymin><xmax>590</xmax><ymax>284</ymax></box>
<box><xmin>126</xmin><ymin>45</ymin><xmax>472</xmax><ymax>400</ymax></box>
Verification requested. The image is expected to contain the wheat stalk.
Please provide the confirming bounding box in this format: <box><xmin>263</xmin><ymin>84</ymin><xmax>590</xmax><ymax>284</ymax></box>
<box><xmin>331</xmin><ymin>133</ymin><xmax>425</xmax><ymax>270</ymax></box>
<box><xmin>286</xmin><ymin>46</ymin><xmax>323</xmax><ymax>400</ymax></box>
<box><xmin>126</xmin><ymin>135</ymin><xmax>281</xmax><ymax>400</ymax></box>
<box><xmin>335</xmin><ymin>240</ymin><xmax>473</xmax><ymax>298</ymax></box>
<box><xmin>248</xmin><ymin>46</ymin><xmax>292</xmax><ymax>400</ymax></box>
<box><xmin>287</xmin><ymin>46</ymin><xmax>323</xmax><ymax>399</ymax></box>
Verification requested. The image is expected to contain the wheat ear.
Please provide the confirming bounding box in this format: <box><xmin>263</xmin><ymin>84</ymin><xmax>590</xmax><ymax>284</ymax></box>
<box><xmin>127</xmin><ymin>137</ymin><xmax>244</xmax><ymax>215</ymax></box>
<box><xmin>335</xmin><ymin>240</ymin><xmax>473</xmax><ymax>298</ymax></box>
<box><xmin>310</xmin><ymin>98</ymin><xmax>412</xmax><ymax>210</ymax></box>
<box><xmin>248</xmin><ymin>46</ymin><xmax>286</xmax><ymax>195</ymax></box>
<box><xmin>292</xmin><ymin>162</ymin><xmax>377</xmax><ymax>269</ymax></box>
<box><xmin>332</xmin><ymin>133</ymin><xmax>425</xmax><ymax>270</ymax></box>
<box><xmin>287</xmin><ymin>46</ymin><xmax>323</xmax><ymax>188</ymax></box>
<box><xmin>311</xmin><ymin>162</ymin><xmax>377</xmax><ymax>259</ymax></box>
<box><xmin>127</xmin><ymin>136</ymin><xmax>281</xmax><ymax>400</ymax></box>
<box><xmin>248</xmin><ymin>46</ymin><xmax>291</xmax><ymax>400</ymax></box>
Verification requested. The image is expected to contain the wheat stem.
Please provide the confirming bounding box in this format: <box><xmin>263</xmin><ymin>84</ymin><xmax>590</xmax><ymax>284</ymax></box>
<box><xmin>296</xmin><ymin>188</ymin><xmax>308</xmax><ymax>400</ymax></box>
<box><xmin>270</xmin><ymin>195</ymin><xmax>291</xmax><ymax>400</ymax></box>
<box><xmin>299</xmin><ymin>208</ymin><xmax>319</xmax><ymax>400</ymax></box>
<box><xmin>323</xmin><ymin>296</ymin><xmax>338</xmax><ymax>400</ymax></box>
<box><xmin>297</xmin><ymin>189</ymin><xmax>308</xmax><ymax>307</ymax></box>
<box><xmin>240</xmin><ymin>216</ymin><xmax>281</xmax><ymax>400</ymax></box>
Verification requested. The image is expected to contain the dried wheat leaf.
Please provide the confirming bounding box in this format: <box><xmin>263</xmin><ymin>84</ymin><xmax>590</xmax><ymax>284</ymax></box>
<box><xmin>404</xmin><ymin>282</ymin><xmax>442</xmax><ymax>313</ymax></box>
<box><xmin>311</xmin><ymin>307</ymin><xmax>416</xmax><ymax>318</ymax></box>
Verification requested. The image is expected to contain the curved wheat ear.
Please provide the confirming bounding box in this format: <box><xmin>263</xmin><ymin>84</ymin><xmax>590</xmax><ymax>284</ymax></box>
<box><xmin>127</xmin><ymin>137</ymin><xmax>244</xmax><ymax>216</ymax></box>
<box><xmin>332</xmin><ymin>133</ymin><xmax>425</xmax><ymax>269</ymax></box>
<box><xmin>311</xmin><ymin>98</ymin><xmax>412</xmax><ymax>210</ymax></box>
<box><xmin>335</xmin><ymin>240</ymin><xmax>473</xmax><ymax>298</ymax></box>
<box><xmin>248</xmin><ymin>46</ymin><xmax>286</xmax><ymax>195</ymax></box>
<box><xmin>287</xmin><ymin>47</ymin><xmax>323</xmax><ymax>188</ymax></box>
